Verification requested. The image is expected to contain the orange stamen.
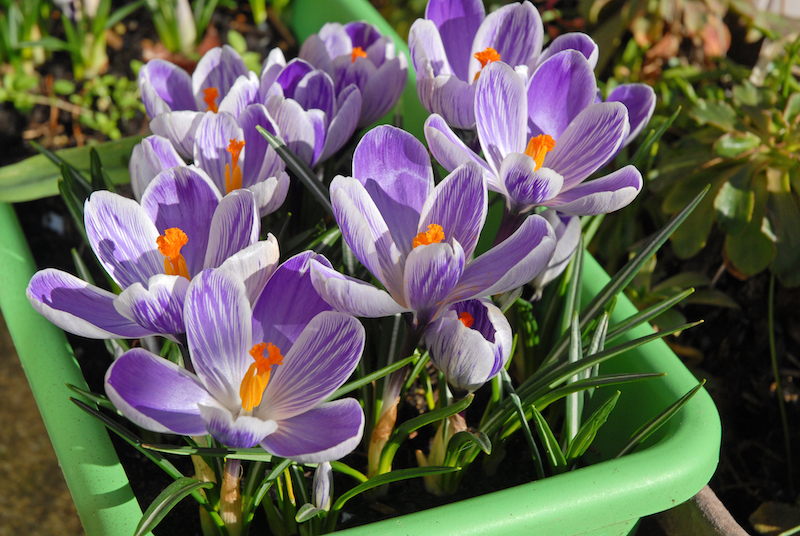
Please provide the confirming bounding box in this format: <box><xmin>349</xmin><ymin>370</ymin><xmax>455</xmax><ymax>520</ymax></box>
<box><xmin>240</xmin><ymin>342</ymin><xmax>284</xmax><ymax>412</ymax></box>
<box><xmin>524</xmin><ymin>134</ymin><xmax>556</xmax><ymax>171</ymax></box>
<box><xmin>202</xmin><ymin>87</ymin><xmax>219</xmax><ymax>113</ymax></box>
<box><xmin>156</xmin><ymin>228</ymin><xmax>190</xmax><ymax>280</ymax></box>
<box><xmin>412</xmin><ymin>224</ymin><xmax>445</xmax><ymax>248</ymax></box>
<box><xmin>224</xmin><ymin>138</ymin><xmax>246</xmax><ymax>193</ymax></box>
<box><xmin>351</xmin><ymin>47</ymin><xmax>368</xmax><ymax>63</ymax></box>
<box><xmin>458</xmin><ymin>312</ymin><xmax>474</xmax><ymax>328</ymax></box>
<box><xmin>473</xmin><ymin>47</ymin><xmax>501</xmax><ymax>81</ymax></box>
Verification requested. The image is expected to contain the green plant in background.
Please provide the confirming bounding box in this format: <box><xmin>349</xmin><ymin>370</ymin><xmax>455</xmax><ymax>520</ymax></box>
<box><xmin>0</xmin><ymin>0</ymin><xmax>51</xmax><ymax>74</ymax></box>
<box><xmin>144</xmin><ymin>0</ymin><xmax>222</xmax><ymax>57</ymax></box>
<box><xmin>649</xmin><ymin>36</ymin><xmax>800</xmax><ymax>287</ymax></box>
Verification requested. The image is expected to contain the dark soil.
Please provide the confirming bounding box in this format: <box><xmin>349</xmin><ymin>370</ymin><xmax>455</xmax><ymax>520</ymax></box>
<box><xmin>6</xmin><ymin>2</ymin><xmax>800</xmax><ymax>536</ymax></box>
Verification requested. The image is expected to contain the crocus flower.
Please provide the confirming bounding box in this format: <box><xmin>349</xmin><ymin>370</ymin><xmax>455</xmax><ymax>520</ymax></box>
<box><xmin>425</xmin><ymin>298</ymin><xmax>512</xmax><ymax>393</ymax></box>
<box><xmin>299</xmin><ymin>21</ymin><xmax>408</xmax><ymax>128</ymax></box>
<box><xmin>530</xmin><ymin>210</ymin><xmax>581</xmax><ymax>300</ymax></box>
<box><xmin>408</xmin><ymin>0</ymin><xmax>598</xmax><ymax>129</ymax></box>
<box><xmin>105</xmin><ymin>255</ymin><xmax>365</xmax><ymax>462</ymax></box>
<box><xmin>131</xmin><ymin>106</ymin><xmax>290</xmax><ymax>216</ymax></box>
<box><xmin>425</xmin><ymin>56</ymin><xmax>642</xmax><ymax>228</ymax></box>
<box><xmin>310</xmin><ymin>125</ymin><xmax>556</xmax><ymax>328</ymax></box>
<box><xmin>140</xmin><ymin>45</ymin><xmax>260</xmax><ymax>157</ymax></box>
<box><xmin>27</xmin><ymin>167</ymin><xmax>276</xmax><ymax>340</ymax></box>
<box><xmin>601</xmin><ymin>84</ymin><xmax>657</xmax><ymax>147</ymax></box>
<box><xmin>258</xmin><ymin>48</ymin><xmax>362</xmax><ymax>167</ymax></box>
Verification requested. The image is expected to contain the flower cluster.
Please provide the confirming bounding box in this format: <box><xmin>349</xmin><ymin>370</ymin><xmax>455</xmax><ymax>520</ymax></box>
<box><xmin>25</xmin><ymin>1</ymin><xmax>655</xmax><ymax>529</ymax></box>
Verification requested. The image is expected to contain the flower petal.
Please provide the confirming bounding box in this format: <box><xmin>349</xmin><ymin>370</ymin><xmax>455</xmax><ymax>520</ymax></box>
<box><xmin>531</xmin><ymin>210</ymin><xmax>581</xmax><ymax>295</ymax></box>
<box><xmin>476</xmin><ymin>61</ymin><xmax>527</xmax><ymax>175</ymax></box>
<box><xmin>527</xmin><ymin>50</ymin><xmax>597</xmax><ymax>140</ymax></box>
<box><xmin>607</xmin><ymin>83</ymin><xmax>656</xmax><ymax>146</ymax></box>
<box><xmin>318</xmin><ymin>84</ymin><xmax>362</xmax><ymax>164</ymax></box>
<box><xmin>105</xmin><ymin>348</ymin><xmax>211</xmax><ymax>435</ymax></box>
<box><xmin>544</xmin><ymin>165</ymin><xmax>642</xmax><ymax>215</ymax></box>
<box><xmin>537</xmin><ymin>32</ymin><xmax>599</xmax><ymax>70</ymax></box>
<box><xmin>130</xmin><ymin>135</ymin><xmax>186</xmax><ymax>202</ymax></box>
<box><xmin>310</xmin><ymin>260</ymin><xmax>410</xmax><ymax>317</ymax></box>
<box><xmin>299</xmin><ymin>33</ymin><xmax>335</xmax><ymax>76</ymax></box>
<box><xmin>192</xmin><ymin>45</ymin><xmax>249</xmax><ymax>108</ymax></box>
<box><xmin>358</xmin><ymin>53</ymin><xmax>408</xmax><ymax>127</ymax></box>
<box><xmin>453</xmin><ymin>214</ymin><xmax>555</xmax><ymax>301</ymax></box>
<box><xmin>185</xmin><ymin>269</ymin><xmax>252</xmax><ymax>408</ymax></box>
<box><xmin>544</xmin><ymin>101</ymin><xmax>629</xmax><ymax>190</ymax></box>
<box><xmin>408</xmin><ymin>19</ymin><xmax>453</xmax><ymax>78</ymax></box>
<box><xmin>150</xmin><ymin>111</ymin><xmax>206</xmax><ymax>159</ymax></box>
<box><xmin>114</xmin><ymin>275</ymin><xmax>189</xmax><ymax>336</ymax></box>
<box><xmin>252</xmin><ymin>251</ymin><xmax>335</xmax><ymax>353</ymax></box>
<box><xmin>199</xmin><ymin>402</ymin><xmax>278</xmax><ymax>448</ymax></box>
<box><xmin>203</xmin><ymin>189</ymin><xmax>260</xmax><ymax>269</ymax></box>
<box><xmin>219</xmin><ymin>234</ymin><xmax>280</xmax><ymax>307</ymax></box>
<box><xmin>500</xmin><ymin>154</ymin><xmax>564</xmax><ymax>210</ymax></box>
<box><xmin>239</xmin><ymin>104</ymin><xmax>285</xmax><ymax>188</ymax></box>
<box><xmin>249</xmin><ymin>171</ymin><xmax>290</xmax><ymax>217</ymax></box>
<box><xmin>141</xmin><ymin>166</ymin><xmax>221</xmax><ymax>277</ymax></box>
<box><xmin>419</xmin><ymin>162</ymin><xmax>487</xmax><ymax>259</ymax></box>
<box><xmin>85</xmin><ymin>191</ymin><xmax>163</xmax><ymax>289</ymax></box>
<box><xmin>470</xmin><ymin>2</ymin><xmax>543</xmax><ymax>77</ymax></box>
<box><xmin>352</xmin><ymin>125</ymin><xmax>433</xmax><ymax>255</ymax></box>
<box><xmin>261</xmin><ymin>399</ymin><xmax>364</xmax><ymax>463</ymax></box>
<box><xmin>275</xmin><ymin>58</ymin><xmax>316</xmax><ymax>98</ymax></box>
<box><xmin>259</xmin><ymin>311</ymin><xmax>364</xmax><ymax>420</ymax></box>
<box><xmin>422</xmin><ymin>73</ymin><xmax>477</xmax><ymax>129</ymax></box>
<box><xmin>426</xmin><ymin>0</ymin><xmax>485</xmax><ymax>81</ymax></box>
<box><xmin>424</xmin><ymin>114</ymin><xmax>496</xmax><ymax>187</ymax></box>
<box><xmin>403</xmin><ymin>241</ymin><xmax>466</xmax><ymax>325</ymax></box>
<box><xmin>193</xmin><ymin>111</ymin><xmax>245</xmax><ymax>194</ymax></box>
<box><xmin>265</xmin><ymin>94</ymin><xmax>317</xmax><ymax>166</ymax></box>
<box><xmin>27</xmin><ymin>269</ymin><xmax>154</xmax><ymax>339</ymax></box>
<box><xmin>218</xmin><ymin>72</ymin><xmax>260</xmax><ymax>118</ymax></box>
<box><xmin>139</xmin><ymin>60</ymin><xmax>195</xmax><ymax>117</ymax></box>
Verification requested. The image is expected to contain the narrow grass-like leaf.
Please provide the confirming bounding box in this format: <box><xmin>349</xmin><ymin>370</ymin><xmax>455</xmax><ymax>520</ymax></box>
<box><xmin>629</xmin><ymin>106</ymin><xmax>681</xmax><ymax>168</ymax></box>
<box><xmin>499</xmin><ymin>368</ymin><xmax>544</xmax><ymax>479</ymax></box>
<box><xmin>142</xmin><ymin>444</ymin><xmax>275</xmax><ymax>462</ymax></box>
<box><xmin>90</xmin><ymin>147</ymin><xmax>118</xmax><ymax>192</ymax></box>
<box><xmin>605</xmin><ymin>288</ymin><xmax>695</xmax><ymax>343</ymax></box>
<box><xmin>58</xmin><ymin>174</ymin><xmax>88</xmax><ymax>245</ymax></box>
<box><xmin>530</xmin><ymin>405</ymin><xmax>567</xmax><ymax>474</ymax></box>
<box><xmin>331</xmin><ymin>466</ymin><xmax>459</xmax><ymax>512</ymax></box>
<box><xmin>615</xmin><ymin>379</ymin><xmax>707</xmax><ymax>458</ymax></box>
<box><xmin>330</xmin><ymin>461</ymin><xmax>368</xmax><ymax>483</ymax></box>
<box><xmin>566</xmin><ymin>390</ymin><xmax>621</xmax><ymax>462</ymax></box>
<box><xmin>257</xmin><ymin>126</ymin><xmax>333</xmax><ymax>217</ymax></box>
<box><xmin>296</xmin><ymin>503</ymin><xmax>325</xmax><ymax>523</ymax></box>
<box><xmin>252</xmin><ymin>458</ymin><xmax>293</xmax><ymax>509</ymax></box>
<box><xmin>329</xmin><ymin>354</ymin><xmax>418</xmax><ymax>400</ymax></box>
<box><xmin>542</xmin><ymin>187</ymin><xmax>709</xmax><ymax>367</ymax></box>
<box><xmin>378</xmin><ymin>394</ymin><xmax>473</xmax><ymax>474</ymax></box>
<box><xmin>533</xmin><ymin>372</ymin><xmax>663</xmax><ymax>411</ymax></box>
<box><xmin>135</xmin><ymin>478</ymin><xmax>214</xmax><ymax>536</ymax></box>
<box><xmin>65</xmin><ymin>383</ymin><xmax>116</xmax><ymax>410</ymax></box>
<box><xmin>444</xmin><ymin>430</ymin><xmax>492</xmax><ymax>466</ymax></box>
<box><xmin>564</xmin><ymin>311</ymin><xmax>582</xmax><ymax>446</ymax></box>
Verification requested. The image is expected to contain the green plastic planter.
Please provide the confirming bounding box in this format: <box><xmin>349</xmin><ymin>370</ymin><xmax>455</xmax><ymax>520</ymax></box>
<box><xmin>0</xmin><ymin>0</ymin><xmax>721</xmax><ymax>535</ymax></box>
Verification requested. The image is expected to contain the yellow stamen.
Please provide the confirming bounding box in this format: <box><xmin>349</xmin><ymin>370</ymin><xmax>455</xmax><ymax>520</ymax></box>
<box><xmin>412</xmin><ymin>224</ymin><xmax>445</xmax><ymax>248</ymax></box>
<box><xmin>203</xmin><ymin>87</ymin><xmax>219</xmax><ymax>113</ymax></box>
<box><xmin>240</xmin><ymin>342</ymin><xmax>284</xmax><ymax>412</ymax></box>
<box><xmin>524</xmin><ymin>134</ymin><xmax>556</xmax><ymax>171</ymax></box>
<box><xmin>458</xmin><ymin>312</ymin><xmax>474</xmax><ymax>328</ymax></box>
<box><xmin>156</xmin><ymin>228</ymin><xmax>190</xmax><ymax>280</ymax></box>
<box><xmin>351</xmin><ymin>47</ymin><xmax>368</xmax><ymax>63</ymax></box>
<box><xmin>473</xmin><ymin>47</ymin><xmax>501</xmax><ymax>81</ymax></box>
<box><xmin>224</xmin><ymin>138</ymin><xmax>245</xmax><ymax>193</ymax></box>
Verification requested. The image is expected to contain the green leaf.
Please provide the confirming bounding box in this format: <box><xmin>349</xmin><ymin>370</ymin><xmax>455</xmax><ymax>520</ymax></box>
<box><xmin>713</xmin><ymin>131</ymin><xmax>761</xmax><ymax>159</ymax></box>
<box><xmin>616</xmin><ymin>380</ymin><xmax>707</xmax><ymax>458</ymax></box>
<box><xmin>227</xmin><ymin>29</ymin><xmax>247</xmax><ymax>54</ymax></box>
<box><xmin>530</xmin><ymin>406</ymin><xmax>567</xmax><ymax>473</ymax></box>
<box><xmin>90</xmin><ymin>147</ymin><xmax>118</xmax><ymax>192</ymax></box>
<box><xmin>295</xmin><ymin>503</ymin><xmax>325</xmax><ymax>523</ymax></box>
<box><xmin>446</xmin><ymin>430</ymin><xmax>492</xmax><ymax>459</ymax></box>
<box><xmin>53</xmin><ymin>79</ymin><xmax>77</xmax><ymax>95</ymax></box>
<box><xmin>687</xmin><ymin>289</ymin><xmax>741</xmax><ymax>309</ymax></box>
<box><xmin>142</xmin><ymin>444</ymin><xmax>275</xmax><ymax>462</ymax></box>
<box><xmin>566</xmin><ymin>391</ymin><xmax>620</xmax><ymax>462</ymax></box>
<box><xmin>0</xmin><ymin>136</ymin><xmax>141</xmax><ymax>202</ymax></box>
<box><xmin>135</xmin><ymin>477</ymin><xmax>214</xmax><ymax>536</ymax></box>
<box><xmin>256</xmin><ymin>126</ymin><xmax>333</xmax><ymax>217</ymax></box>
<box><xmin>65</xmin><ymin>383</ymin><xmax>116</xmax><ymax>410</ymax></box>
<box><xmin>714</xmin><ymin>164</ymin><xmax>756</xmax><ymax>235</ymax></box>
<box><xmin>784</xmin><ymin>92</ymin><xmax>800</xmax><ymax>125</ymax></box>
<box><xmin>331</xmin><ymin>466</ymin><xmax>459</xmax><ymax>512</ymax></box>
<box><xmin>725</xmin><ymin>177</ymin><xmax>775</xmax><ymax>277</ymax></box>
<box><xmin>531</xmin><ymin>372</ymin><xmax>664</xmax><ymax>411</ymax></box>
<box><xmin>768</xmin><ymin>176</ymin><xmax>800</xmax><ymax>287</ymax></box>
<box><xmin>690</xmin><ymin>99</ymin><xmax>739</xmax><ymax>131</ymax></box>
<box><xmin>629</xmin><ymin>107</ymin><xmax>681</xmax><ymax>169</ymax></box>
<box><xmin>328</xmin><ymin>354</ymin><xmax>418</xmax><ymax>401</ymax></box>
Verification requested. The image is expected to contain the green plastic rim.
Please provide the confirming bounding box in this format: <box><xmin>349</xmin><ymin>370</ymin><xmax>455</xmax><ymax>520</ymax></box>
<box><xmin>0</xmin><ymin>1</ymin><xmax>721</xmax><ymax>535</ymax></box>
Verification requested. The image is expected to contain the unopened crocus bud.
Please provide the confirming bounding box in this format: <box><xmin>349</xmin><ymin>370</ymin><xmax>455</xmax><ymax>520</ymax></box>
<box><xmin>425</xmin><ymin>298</ymin><xmax>512</xmax><ymax>393</ymax></box>
<box><xmin>313</xmin><ymin>462</ymin><xmax>333</xmax><ymax>512</ymax></box>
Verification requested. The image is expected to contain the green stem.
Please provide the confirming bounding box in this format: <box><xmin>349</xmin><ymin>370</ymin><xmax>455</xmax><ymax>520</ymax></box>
<box><xmin>769</xmin><ymin>273</ymin><xmax>794</xmax><ymax>494</ymax></box>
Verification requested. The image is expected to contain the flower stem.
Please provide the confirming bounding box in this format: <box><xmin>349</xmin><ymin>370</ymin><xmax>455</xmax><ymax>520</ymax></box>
<box><xmin>494</xmin><ymin>206</ymin><xmax>526</xmax><ymax>246</ymax></box>
<box><xmin>769</xmin><ymin>273</ymin><xmax>794</xmax><ymax>494</ymax></box>
<box><xmin>221</xmin><ymin>458</ymin><xmax>243</xmax><ymax>536</ymax></box>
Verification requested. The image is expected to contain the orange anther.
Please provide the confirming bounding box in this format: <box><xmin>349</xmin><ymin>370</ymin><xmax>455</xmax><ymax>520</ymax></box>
<box><xmin>224</xmin><ymin>138</ymin><xmax>246</xmax><ymax>193</ymax></box>
<box><xmin>202</xmin><ymin>87</ymin><xmax>219</xmax><ymax>113</ymax></box>
<box><xmin>351</xmin><ymin>47</ymin><xmax>368</xmax><ymax>63</ymax></box>
<box><xmin>240</xmin><ymin>343</ymin><xmax>284</xmax><ymax>412</ymax></box>
<box><xmin>156</xmin><ymin>228</ymin><xmax>190</xmax><ymax>280</ymax></box>
<box><xmin>473</xmin><ymin>47</ymin><xmax>501</xmax><ymax>81</ymax></box>
<box><xmin>412</xmin><ymin>224</ymin><xmax>445</xmax><ymax>248</ymax></box>
<box><xmin>458</xmin><ymin>311</ymin><xmax>474</xmax><ymax>328</ymax></box>
<box><xmin>524</xmin><ymin>134</ymin><xmax>556</xmax><ymax>171</ymax></box>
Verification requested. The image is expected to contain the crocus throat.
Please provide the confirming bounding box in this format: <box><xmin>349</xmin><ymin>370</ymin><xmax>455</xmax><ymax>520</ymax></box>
<box><xmin>412</xmin><ymin>224</ymin><xmax>445</xmax><ymax>248</ymax></box>
<box><xmin>351</xmin><ymin>47</ymin><xmax>368</xmax><ymax>63</ymax></box>
<box><xmin>525</xmin><ymin>134</ymin><xmax>556</xmax><ymax>171</ymax></box>
<box><xmin>458</xmin><ymin>312</ymin><xmax>474</xmax><ymax>328</ymax></box>
<box><xmin>225</xmin><ymin>138</ymin><xmax>246</xmax><ymax>193</ymax></box>
<box><xmin>240</xmin><ymin>342</ymin><xmax>284</xmax><ymax>412</ymax></box>
<box><xmin>203</xmin><ymin>87</ymin><xmax>219</xmax><ymax>113</ymax></box>
<box><xmin>473</xmin><ymin>47</ymin><xmax>500</xmax><ymax>81</ymax></box>
<box><xmin>156</xmin><ymin>228</ymin><xmax>190</xmax><ymax>280</ymax></box>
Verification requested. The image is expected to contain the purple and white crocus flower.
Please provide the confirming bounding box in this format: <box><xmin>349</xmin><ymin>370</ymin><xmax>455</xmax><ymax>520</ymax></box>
<box><xmin>27</xmin><ymin>167</ymin><xmax>276</xmax><ymax>340</ymax></box>
<box><xmin>299</xmin><ymin>21</ymin><xmax>408</xmax><ymax>128</ymax></box>
<box><xmin>425</xmin><ymin>298</ymin><xmax>512</xmax><ymax>393</ymax></box>
<box><xmin>259</xmin><ymin>48</ymin><xmax>362</xmax><ymax>167</ymax></box>
<box><xmin>425</xmin><ymin>56</ymin><xmax>643</xmax><ymax>238</ymax></box>
<box><xmin>130</xmin><ymin>105</ymin><xmax>290</xmax><ymax>216</ymax></box>
<box><xmin>310</xmin><ymin>125</ymin><xmax>556</xmax><ymax>329</ymax></box>
<box><xmin>140</xmin><ymin>45</ymin><xmax>260</xmax><ymax>158</ymax></box>
<box><xmin>409</xmin><ymin>0</ymin><xmax>598</xmax><ymax>129</ymax></box>
<box><xmin>105</xmin><ymin>256</ymin><xmax>365</xmax><ymax>462</ymax></box>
